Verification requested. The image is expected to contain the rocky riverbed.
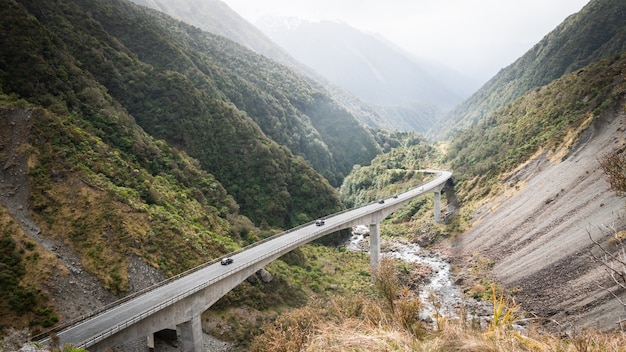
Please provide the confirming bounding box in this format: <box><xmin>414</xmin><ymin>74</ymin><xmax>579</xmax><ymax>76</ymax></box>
<box><xmin>347</xmin><ymin>225</ymin><xmax>492</xmax><ymax>326</ymax></box>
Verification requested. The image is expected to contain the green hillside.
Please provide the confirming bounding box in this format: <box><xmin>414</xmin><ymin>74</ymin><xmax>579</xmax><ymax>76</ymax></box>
<box><xmin>340</xmin><ymin>131</ymin><xmax>444</xmax><ymax>208</ymax></box>
<box><xmin>84</xmin><ymin>0</ymin><xmax>379</xmax><ymax>186</ymax></box>
<box><xmin>0</xmin><ymin>0</ymin><xmax>379</xmax><ymax>333</ymax></box>
<box><xmin>0</xmin><ymin>0</ymin><xmax>383</xmax><ymax>228</ymax></box>
<box><xmin>439</xmin><ymin>0</ymin><xmax>626</xmax><ymax>139</ymax></box>
<box><xmin>448</xmin><ymin>53</ymin><xmax>626</xmax><ymax>203</ymax></box>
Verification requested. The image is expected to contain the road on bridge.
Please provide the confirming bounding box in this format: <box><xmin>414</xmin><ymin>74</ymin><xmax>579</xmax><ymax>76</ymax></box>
<box><xmin>52</xmin><ymin>170</ymin><xmax>452</xmax><ymax>348</ymax></box>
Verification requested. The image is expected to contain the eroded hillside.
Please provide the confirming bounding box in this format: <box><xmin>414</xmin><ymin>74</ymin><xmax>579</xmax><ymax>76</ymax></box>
<box><xmin>452</xmin><ymin>66</ymin><xmax>626</xmax><ymax>330</ymax></box>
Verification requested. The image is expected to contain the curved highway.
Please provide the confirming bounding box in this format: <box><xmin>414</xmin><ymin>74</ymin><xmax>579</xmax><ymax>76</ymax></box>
<box><xmin>50</xmin><ymin>169</ymin><xmax>452</xmax><ymax>349</ymax></box>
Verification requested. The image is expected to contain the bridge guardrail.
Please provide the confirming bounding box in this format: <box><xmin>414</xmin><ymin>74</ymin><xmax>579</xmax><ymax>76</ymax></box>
<box><xmin>34</xmin><ymin>203</ymin><xmax>361</xmax><ymax>343</ymax></box>
<box><xmin>76</xmin><ymin>207</ymin><xmax>373</xmax><ymax>348</ymax></box>
<box><xmin>39</xmin><ymin>170</ymin><xmax>451</xmax><ymax>347</ymax></box>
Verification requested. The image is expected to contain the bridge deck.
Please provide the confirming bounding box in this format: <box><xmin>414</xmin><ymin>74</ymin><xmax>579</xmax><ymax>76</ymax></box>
<box><xmin>49</xmin><ymin>170</ymin><xmax>452</xmax><ymax>348</ymax></box>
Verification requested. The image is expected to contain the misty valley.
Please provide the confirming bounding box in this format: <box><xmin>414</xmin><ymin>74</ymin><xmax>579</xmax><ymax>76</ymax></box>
<box><xmin>1</xmin><ymin>0</ymin><xmax>625</xmax><ymax>351</ymax></box>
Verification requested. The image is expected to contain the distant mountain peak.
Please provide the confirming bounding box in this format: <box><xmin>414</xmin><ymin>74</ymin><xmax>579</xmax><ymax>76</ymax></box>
<box><xmin>255</xmin><ymin>15</ymin><xmax>310</xmax><ymax>32</ymax></box>
<box><xmin>255</xmin><ymin>16</ymin><xmax>475</xmax><ymax>132</ymax></box>
<box><xmin>437</xmin><ymin>0</ymin><xmax>626</xmax><ymax>139</ymax></box>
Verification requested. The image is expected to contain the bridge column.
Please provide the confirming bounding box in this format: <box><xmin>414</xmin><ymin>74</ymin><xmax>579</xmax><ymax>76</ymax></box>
<box><xmin>147</xmin><ymin>333</ymin><xmax>154</xmax><ymax>351</ymax></box>
<box><xmin>433</xmin><ymin>190</ymin><xmax>441</xmax><ymax>222</ymax></box>
<box><xmin>369</xmin><ymin>223</ymin><xmax>380</xmax><ymax>269</ymax></box>
<box><xmin>176</xmin><ymin>315</ymin><xmax>203</xmax><ymax>352</ymax></box>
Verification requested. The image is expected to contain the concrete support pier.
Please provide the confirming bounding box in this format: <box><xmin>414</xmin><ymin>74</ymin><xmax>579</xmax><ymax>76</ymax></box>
<box><xmin>433</xmin><ymin>190</ymin><xmax>441</xmax><ymax>222</ymax></box>
<box><xmin>176</xmin><ymin>316</ymin><xmax>203</xmax><ymax>352</ymax></box>
<box><xmin>147</xmin><ymin>333</ymin><xmax>154</xmax><ymax>351</ymax></box>
<box><xmin>369</xmin><ymin>223</ymin><xmax>380</xmax><ymax>269</ymax></box>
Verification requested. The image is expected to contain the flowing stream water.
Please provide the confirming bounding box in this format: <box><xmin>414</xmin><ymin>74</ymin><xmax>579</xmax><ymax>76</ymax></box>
<box><xmin>347</xmin><ymin>225</ymin><xmax>470</xmax><ymax>321</ymax></box>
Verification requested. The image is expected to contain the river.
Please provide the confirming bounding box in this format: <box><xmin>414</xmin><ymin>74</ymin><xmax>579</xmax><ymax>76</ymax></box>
<box><xmin>347</xmin><ymin>225</ymin><xmax>487</xmax><ymax>323</ymax></box>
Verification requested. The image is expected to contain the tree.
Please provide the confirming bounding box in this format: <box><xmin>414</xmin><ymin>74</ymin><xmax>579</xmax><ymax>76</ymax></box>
<box><xmin>600</xmin><ymin>148</ymin><xmax>626</xmax><ymax>195</ymax></box>
<box><xmin>587</xmin><ymin>218</ymin><xmax>626</xmax><ymax>330</ymax></box>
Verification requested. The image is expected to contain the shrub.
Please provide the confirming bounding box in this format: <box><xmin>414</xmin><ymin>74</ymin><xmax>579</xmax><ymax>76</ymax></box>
<box><xmin>600</xmin><ymin>147</ymin><xmax>626</xmax><ymax>195</ymax></box>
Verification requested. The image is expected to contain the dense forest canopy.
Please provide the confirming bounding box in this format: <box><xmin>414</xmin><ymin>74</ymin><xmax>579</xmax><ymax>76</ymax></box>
<box><xmin>0</xmin><ymin>0</ymin><xmax>384</xmax><ymax>229</ymax></box>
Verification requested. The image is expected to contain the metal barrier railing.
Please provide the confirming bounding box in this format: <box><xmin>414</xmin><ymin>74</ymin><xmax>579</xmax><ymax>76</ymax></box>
<box><xmin>77</xmin><ymin>209</ymin><xmax>371</xmax><ymax>348</ymax></box>
<box><xmin>36</xmin><ymin>170</ymin><xmax>451</xmax><ymax>347</ymax></box>
<box><xmin>33</xmin><ymin>202</ymin><xmax>362</xmax><ymax>344</ymax></box>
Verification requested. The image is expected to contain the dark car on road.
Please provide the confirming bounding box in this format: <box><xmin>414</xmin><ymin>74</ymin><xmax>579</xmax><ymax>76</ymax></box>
<box><xmin>220</xmin><ymin>257</ymin><xmax>233</xmax><ymax>265</ymax></box>
<box><xmin>315</xmin><ymin>220</ymin><xmax>325</xmax><ymax>226</ymax></box>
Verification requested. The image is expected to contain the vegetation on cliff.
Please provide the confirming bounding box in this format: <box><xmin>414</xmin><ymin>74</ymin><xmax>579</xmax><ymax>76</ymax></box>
<box><xmin>0</xmin><ymin>0</ymin><xmax>375</xmax><ymax>333</ymax></box>
<box><xmin>441</xmin><ymin>0</ymin><xmax>626</xmax><ymax>137</ymax></box>
<box><xmin>339</xmin><ymin>131</ymin><xmax>444</xmax><ymax>208</ymax></box>
<box><xmin>447</xmin><ymin>53</ymin><xmax>626</xmax><ymax>204</ymax></box>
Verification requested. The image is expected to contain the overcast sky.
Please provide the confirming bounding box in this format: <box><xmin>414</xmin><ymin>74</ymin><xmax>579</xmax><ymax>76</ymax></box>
<box><xmin>220</xmin><ymin>0</ymin><xmax>590</xmax><ymax>82</ymax></box>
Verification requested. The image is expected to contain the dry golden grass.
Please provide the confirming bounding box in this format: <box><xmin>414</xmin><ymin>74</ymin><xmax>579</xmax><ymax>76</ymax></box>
<box><xmin>250</xmin><ymin>286</ymin><xmax>626</xmax><ymax>352</ymax></box>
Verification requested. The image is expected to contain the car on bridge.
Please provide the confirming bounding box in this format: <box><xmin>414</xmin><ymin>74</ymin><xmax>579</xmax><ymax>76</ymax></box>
<box><xmin>315</xmin><ymin>220</ymin><xmax>325</xmax><ymax>226</ymax></box>
<box><xmin>220</xmin><ymin>257</ymin><xmax>233</xmax><ymax>265</ymax></box>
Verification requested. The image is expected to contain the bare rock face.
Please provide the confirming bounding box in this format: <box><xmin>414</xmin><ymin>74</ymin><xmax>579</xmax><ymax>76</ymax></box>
<box><xmin>127</xmin><ymin>255</ymin><xmax>166</xmax><ymax>293</ymax></box>
<box><xmin>257</xmin><ymin>268</ymin><xmax>273</xmax><ymax>283</ymax></box>
<box><xmin>0</xmin><ymin>107</ymin><xmax>40</xmax><ymax>238</ymax></box>
<box><xmin>246</xmin><ymin>268</ymin><xmax>273</xmax><ymax>284</ymax></box>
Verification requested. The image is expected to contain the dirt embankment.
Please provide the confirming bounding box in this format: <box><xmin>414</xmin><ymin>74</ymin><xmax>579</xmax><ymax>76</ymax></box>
<box><xmin>453</xmin><ymin>109</ymin><xmax>626</xmax><ymax>331</ymax></box>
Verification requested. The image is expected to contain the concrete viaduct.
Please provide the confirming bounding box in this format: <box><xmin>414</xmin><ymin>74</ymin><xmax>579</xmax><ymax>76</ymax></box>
<box><xmin>44</xmin><ymin>170</ymin><xmax>452</xmax><ymax>351</ymax></box>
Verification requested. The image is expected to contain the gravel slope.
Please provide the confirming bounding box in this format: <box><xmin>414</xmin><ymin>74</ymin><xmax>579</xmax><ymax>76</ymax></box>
<box><xmin>453</xmin><ymin>109</ymin><xmax>626</xmax><ymax>331</ymax></box>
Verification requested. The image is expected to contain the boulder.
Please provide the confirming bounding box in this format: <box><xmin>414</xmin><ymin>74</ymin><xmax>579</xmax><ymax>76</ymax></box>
<box><xmin>257</xmin><ymin>268</ymin><xmax>273</xmax><ymax>283</ymax></box>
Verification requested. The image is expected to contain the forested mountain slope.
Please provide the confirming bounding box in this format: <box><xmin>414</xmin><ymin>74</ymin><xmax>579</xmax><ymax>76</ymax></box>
<box><xmin>0</xmin><ymin>0</ymin><xmax>370</xmax><ymax>332</ymax></box>
<box><xmin>437</xmin><ymin>0</ymin><xmax>626</xmax><ymax>139</ymax></box>
<box><xmin>127</xmin><ymin>0</ymin><xmax>391</xmax><ymax>134</ymax></box>
<box><xmin>129</xmin><ymin>0</ymin><xmax>297</xmax><ymax>66</ymax></box>
<box><xmin>5</xmin><ymin>0</ymin><xmax>384</xmax><ymax>228</ymax></box>
<box><xmin>99</xmin><ymin>0</ymin><xmax>379</xmax><ymax>186</ymax></box>
<box><xmin>339</xmin><ymin>131</ymin><xmax>444</xmax><ymax>208</ymax></box>
<box><xmin>130</xmin><ymin>0</ymin><xmax>461</xmax><ymax>133</ymax></box>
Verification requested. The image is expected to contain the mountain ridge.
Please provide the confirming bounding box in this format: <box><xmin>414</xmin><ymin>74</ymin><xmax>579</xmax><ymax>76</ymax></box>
<box><xmin>437</xmin><ymin>0</ymin><xmax>626</xmax><ymax>139</ymax></box>
<box><xmin>127</xmin><ymin>0</ymin><xmax>394</xmax><ymax>133</ymax></box>
<box><xmin>257</xmin><ymin>17</ymin><xmax>469</xmax><ymax>133</ymax></box>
